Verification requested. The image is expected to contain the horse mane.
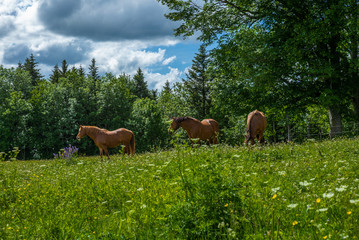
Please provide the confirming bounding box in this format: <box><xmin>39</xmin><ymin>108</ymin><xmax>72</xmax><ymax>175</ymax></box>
<box><xmin>84</xmin><ymin>126</ymin><xmax>108</xmax><ymax>134</ymax></box>
<box><xmin>174</xmin><ymin>116</ymin><xmax>199</xmax><ymax>123</ymax></box>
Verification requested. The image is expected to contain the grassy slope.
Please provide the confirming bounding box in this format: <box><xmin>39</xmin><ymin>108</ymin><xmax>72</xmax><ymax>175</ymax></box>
<box><xmin>1</xmin><ymin>138</ymin><xmax>359</xmax><ymax>239</ymax></box>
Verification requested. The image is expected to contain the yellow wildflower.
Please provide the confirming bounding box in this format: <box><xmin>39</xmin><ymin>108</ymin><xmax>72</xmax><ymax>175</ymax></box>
<box><xmin>316</xmin><ymin>198</ymin><xmax>321</xmax><ymax>203</ymax></box>
<box><xmin>272</xmin><ymin>194</ymin><xmax>277</xmax><ymax>199</ymax></box>
<box><xmin>224</xmin><ymin>203</ymin><xmax>229</xmax><ymax>207</ymax></box>
<box><xmin>323</xmin><ymin>236</ymin><xmax>327</xmax><ymax>239</ymax></box>
<box><xmin>347</xmin><ymin>211</ymin><xmax>352</xmax><ymax>215</ymax></box>
<box><xmin>292</xmin><ymin>220</ymin><xmax>298</xmax><ymax>226</ymax></box>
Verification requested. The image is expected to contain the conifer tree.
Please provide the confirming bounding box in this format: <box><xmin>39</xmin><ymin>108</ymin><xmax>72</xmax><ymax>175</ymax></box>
<box><xmin>60</xmin><ymin>59</ymin><xmax>68</xmax><ymax>78</ymax></box>
<box><xmin>132</xmin><ymin>68</ymin><xmax>151</xmax><ymax>99</ymax></box>
<box><xmin>88</xmin><ymin>58</ymin><xmax>99</xmax><ymax>81</ymax></box>
<box><xmin>23</xmin><ymin>53</ymin><xmax>43</xmax><ymax>86</ymax></box>
<box><xmin>183</xmin><ymin>44</ymin><xmax>211</xmax><ymax>119</ymax></box>
<box><xmin>163</xmin><ymin>80</ymin><xmax>171</xmax><ymax>93</ymax></box>
<box><xmin>50</xmin><ymin>64</ymin><xmax>61</xmax><ymax>83</ymax></box>
<box><xmin>78</xmin><ymin>65</ymin><xmax>85</xmax><ymax>77</ymax></box>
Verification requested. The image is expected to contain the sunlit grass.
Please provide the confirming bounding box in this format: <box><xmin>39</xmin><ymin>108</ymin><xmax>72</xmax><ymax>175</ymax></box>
<box><xmin>1</xmin><ymin>137</ymin><xmax>359</xmax><ymax>239</ymax></box>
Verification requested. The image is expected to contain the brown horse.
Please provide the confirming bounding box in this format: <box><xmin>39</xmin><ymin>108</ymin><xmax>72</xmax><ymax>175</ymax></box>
<box><xmin>169</xmin><ymin>117</ymin><xmax>219</xmax><ymax>145</ymax></box>
<box><xmin>245</xmin><ymin>110</ymin><xmax>267</xmax><ymax>146</ymax></box>
<box><xmin>76</xmin><ymin>125</ymin><xmax>135</xmax><ymax>160</ymax></box>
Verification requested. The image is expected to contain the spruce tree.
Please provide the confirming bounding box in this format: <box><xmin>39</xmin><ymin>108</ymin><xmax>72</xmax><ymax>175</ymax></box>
<box><xmin>183</xmin><ymin>44</ymin><xmax>211</xmax><ymax>119</ymax></box>
<box><xmin>23</xmin><ymin>54</ymin><xmax>43</xmax><ymax>86</ymax></box>
<box><xmin>163</xmin><ymin>80</ymin><xmax>171</xmax><ymax>93</ymax></box>
<box><xmin>60</xmin><ymin>59</ymin><xmax>68</xmax><ymax>78</ymax></box>
<box><xmin>50</xmin><ymin>64</ymin><xmax>61</xmax><ymax>83</ymax></box>
<box><xmin>132</xmin><ymin>68</ymin><xmax>150</xmax><ymax>99</ymax></box>
<box><xmin>88</xmin><ymin>58</ymin><xmax>99</xmax><ymax>81</ymax></box>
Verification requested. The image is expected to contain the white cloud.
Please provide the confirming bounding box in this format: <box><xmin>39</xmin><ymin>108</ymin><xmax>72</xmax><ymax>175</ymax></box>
<box><xmin>162</xmin><ymin>56</ymin><xmax>176</xmax><ymax>65</ymax></box>
<box><xmin>145</xmin><ymin>67</ymin><xmax>182</xmax><ymax>90</ymax></box>
<box><xmin>0</xmin><ymin>0</ymin><xmax>198</xmax><ymax>90</ymax></box>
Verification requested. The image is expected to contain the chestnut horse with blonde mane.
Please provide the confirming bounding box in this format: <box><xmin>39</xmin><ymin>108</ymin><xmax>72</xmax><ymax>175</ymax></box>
<box><xmin>169</xmin><ymin>117</ymin><xmax>219</xmax><ymax>145</ymax></box>
<box><xmin>245</xmin><ymin>110</ymin><xmax>267</xmax><ymax>146</ymax></box>
<box><xmin>76</xmin><ymin>125</ymin><xmax>135</xmax><ymax>160</ymax></box>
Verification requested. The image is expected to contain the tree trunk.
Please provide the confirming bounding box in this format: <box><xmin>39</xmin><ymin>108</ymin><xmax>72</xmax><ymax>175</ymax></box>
<box><xmin>328</xmin><ymin>106</ymin><xmax>343</xmax><ymax>137</ymax></box>
<box><xmin>352</xmin><ymin>91</ymin><xmax>359</xmax><ymax>123</ymax></box>
<box><xmin>286</xmin><ymin>114</ymin><xmax>292</xmax><ymax>142</ymax></box>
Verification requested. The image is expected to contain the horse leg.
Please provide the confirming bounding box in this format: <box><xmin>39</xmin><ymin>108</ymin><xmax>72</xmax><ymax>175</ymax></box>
<box><xmin>104</xmin><ymin>147</ymin><xmax>110</xmax><ymax>161</ymax></box>
<box><xmin>126</xmin><ymin>144</ymin><xmax>131</xmax><ymax>155</ymax></box>
<box><xmin>99</xmin><ymin>148</ymin><xmax>103</xmax><ymax>161</ymax></box>
<box><xmin>213</xmin><ymin>135</ymin><xmax>218</xmax><ymax>144</ymax></box>
<box><xmin>259</xmin><ymin>132</ymin><xmax>265</xmax><ymax>144</ymax></box>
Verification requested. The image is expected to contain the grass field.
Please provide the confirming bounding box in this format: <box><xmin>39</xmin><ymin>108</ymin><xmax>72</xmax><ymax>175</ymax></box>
<box><xmin>1</xmin><ymin>138</ymin><xmax>359</xmax><ymax>239</ymax></box>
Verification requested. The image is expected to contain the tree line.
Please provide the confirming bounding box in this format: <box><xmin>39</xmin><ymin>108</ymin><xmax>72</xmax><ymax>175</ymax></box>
<box><xmin>2</xmin><ymin>0</ymin><xmax>359</xmax><ymax>159</ymax></box>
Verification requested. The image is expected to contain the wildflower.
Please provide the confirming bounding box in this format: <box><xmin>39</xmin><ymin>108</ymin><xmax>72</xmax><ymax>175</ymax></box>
<box><xmin>316</xmin><ymin>198</ymin><xmax>321</xmax><ymax>203</ymax></box>
<box><xmin>292</xmin><ymin>220</ymin><xmax>298</xmax><ymax>226</ymax></box>
<box><xmin>323</xmin><ymin>192</ymin><xmax>334</xmax><ymax>198</ymax></box>
<box><xmin>299</xmin><ymin>181</ymin><xmax>311</xmax><ymax>187</ymax></box>
<box><xmin>224</xmin><ymin>203</ymin><xmax>229</xmax><ymax>207</ymax></box>
<box><xmin>323</xmin><ymin>236</ymin><xmax>327</xmax><ymax>239</ymax></box>
<box><xmin>347</xmin><ymin>211</ymin><xmax>352</xmax><ymax>215</ymax></box>
<box><xmin>287</xmin><ymin>203</ymin><xmax>298</xmax><ymax>209</ymax></box>
<box><xmin>272</xmin><ymin>194</ymin><xmax>277</xmax><ymax>199</ymax></box>
<box><xmin>335</xmin><ymin>185</ymin><xmax>348</xmax><ymax>192</ymax></box>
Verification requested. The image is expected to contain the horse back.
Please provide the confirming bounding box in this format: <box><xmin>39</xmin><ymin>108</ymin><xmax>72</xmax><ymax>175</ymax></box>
<box><xmin>247</xmin><ymin>110</ymin><xmax>267</xmax><ymax>134</ymax></box>
<box><xmin>201</xmin><ymin>119</ymin><xmax>220</xmax><ymax>134</ymax></box>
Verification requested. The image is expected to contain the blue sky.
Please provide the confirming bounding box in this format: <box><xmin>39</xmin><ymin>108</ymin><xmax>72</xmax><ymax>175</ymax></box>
<box><xmin>0</xmin><ymin>0</ymin><xmax>201</xmax><ymax>90</ymax></box>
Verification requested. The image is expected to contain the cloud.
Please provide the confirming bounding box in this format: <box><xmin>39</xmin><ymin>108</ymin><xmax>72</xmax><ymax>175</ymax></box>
<box><xmin>36</xmin><ymin>41</ymin><xmax>91</xmax><ymax>65</ymax></box>
<box><xmin>0</xmin><ymin>0</ymin><xmax>198</xmax><ymax>90</ymax></box>
<box><xmin>162</xmin><ymin>56</ymin><xmax>176</xmax><ymax>65</ymax></box>
<box><xmin>145</xmin><ymin>67</ymin><xmax>182</xmax><ymax>90</ymax></box>
<box><xmin>38</xmin><ymin>0</ymin><xmax>178</xmax><ymax>41</ymax></box>
<box><xmin>3</xmin><ymin>44</ymin><xmax>31</xmax><ymax>64</ymax></box>
<box><xmin>0</xmin><ymin>16</ymin><xmax>16</xmax><ymax>39</ymax></box>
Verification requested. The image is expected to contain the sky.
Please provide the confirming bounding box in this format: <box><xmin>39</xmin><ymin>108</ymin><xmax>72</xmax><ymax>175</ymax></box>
<box><xmin>0</xmin><ymin>0</ymin><xmax>202</xmax><ymax>90</ymax></box>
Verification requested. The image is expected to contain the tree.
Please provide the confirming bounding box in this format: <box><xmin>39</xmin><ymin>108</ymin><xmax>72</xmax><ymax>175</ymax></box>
<box><xmin>23</xmin><ymin>53</ymin><xmax>43</xmax><ymax>86</ymax></box>
<box><xmin>158</xmin><ymin>0</ymin><xmax>359</xmax><ymax>136</ymax></box>
<box><xmin>50</xmin><ymin>64</ymin><xmax>61</xmax><ymax>83</ymax></box>
<box><xmin>183</xmin><ymin>44</ymin><xmax>211</xmax><ymax>119</ymax></box>
<box><xmin>88</xmin><ymin>58</ymin><xmax>99</xmax><ymax>81</ymax></box>
<box><xmin>128</xmin><ymin>98</ymin><xmax>170</xmax><ymax>152</ymax></box>
<box><xmin>60</xmin><ymin>59</ymin><xmax>68</xmax><ymax>78</ymax></box>
<box><xmin>132</xmin><ymin>68</ymin><xmax>151</xmax><ymax>99</ymax></box>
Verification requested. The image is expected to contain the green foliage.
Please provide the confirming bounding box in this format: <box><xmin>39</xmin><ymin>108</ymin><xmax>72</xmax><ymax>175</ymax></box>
<box><xmin>128</xmin><ymin>98</ymin><xmax>170</xmax><ymax>152</ymax></box>
<box><xmin>0</xmin><ymin>147</ymin><xmax>20</xmax><ymax>161</ymax></box>
<box><xmin>159</xmin><ymin>0</ymin><xmax>359</xmax><ymax>136</ymax></box>
<box><xmin>167</xmin><ymin>146</ymin><xmax>243</xmax><ymax>238</ymax></box>
<box><xmin>1</xmin><ymin>138</ymin><xmax>359</xmax><ymax>238</ymax></box>
<box><xmin>132</xmin><ymin>68</ymin><xmax>151</xmax><ymax>99</ymax></box>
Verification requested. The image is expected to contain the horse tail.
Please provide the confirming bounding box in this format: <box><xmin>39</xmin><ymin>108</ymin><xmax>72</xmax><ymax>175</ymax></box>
<box><xmin>246</xmin><ymin>111</ymin><xmax>257</xmax><ymax>142</ymax></box>
<box><xmin>130</xmin><ymin>132</ymin><xmax>135</xmax><ymax>155</ymax></box>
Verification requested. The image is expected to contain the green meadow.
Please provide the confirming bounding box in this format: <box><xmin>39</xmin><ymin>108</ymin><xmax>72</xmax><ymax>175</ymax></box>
<box><xmin>1</xmin><ymin>138</ymin><xmax>359</xmax><ymax>239</ymax></box>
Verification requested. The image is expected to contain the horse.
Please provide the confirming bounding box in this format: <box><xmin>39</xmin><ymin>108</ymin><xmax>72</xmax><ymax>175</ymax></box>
<box><xmin>245</xmin><ymin>110</ymin><xmax>267</xmax><ymax>146</ymax></box>
<box><xmin>76</xmin><ymin>125</ymin><xmax>135</xmax><ymax>160</ymax></box>
<box><xmin>169</xmin><ymin>117</ymin><xmax>219</xmax><ymax>145</ymax></box>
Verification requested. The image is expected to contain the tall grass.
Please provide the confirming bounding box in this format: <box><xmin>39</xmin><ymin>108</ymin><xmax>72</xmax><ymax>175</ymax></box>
<box><xmin>1</xmin><ymin>137</ymin><xmax>359</xmax><ymax>239</ymax></box>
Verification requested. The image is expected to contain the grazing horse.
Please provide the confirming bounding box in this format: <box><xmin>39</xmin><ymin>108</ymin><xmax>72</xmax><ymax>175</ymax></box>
<box><xmin>245</xmin><ymin>110</ymin><xmax>267</xmax><ymax>146</ymax></box>
<box><xmin>76</xmin><ymin>125</ymin><xmax>135</xmax><ymax>160</ymax></box>
<box><xmin>169</xmin><ymin>117</ymin><xmax>219</xmax><ymax>145</ymax></box>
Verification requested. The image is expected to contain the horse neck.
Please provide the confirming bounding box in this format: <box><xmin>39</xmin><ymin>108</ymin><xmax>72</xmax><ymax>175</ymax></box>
<box><xmin>180</xmin><ymin>118</ymin><xmax>200</xmax><ymax>132</ymax></box>
<box><xmin>84</xmin><ymin>126</ymin><xmax>101</xmax><ymax>141</ymax></box>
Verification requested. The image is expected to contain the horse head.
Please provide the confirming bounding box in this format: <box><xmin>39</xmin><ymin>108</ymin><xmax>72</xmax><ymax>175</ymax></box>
<box><xmin>76</xmin><ymin>125</ymin><xmax>86</xmax><ymax>141</ymax></box>
<box><xmin>168</xmin><ymin>117</ymin><xmax>181</xmax><ymax>133</ymax></box>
